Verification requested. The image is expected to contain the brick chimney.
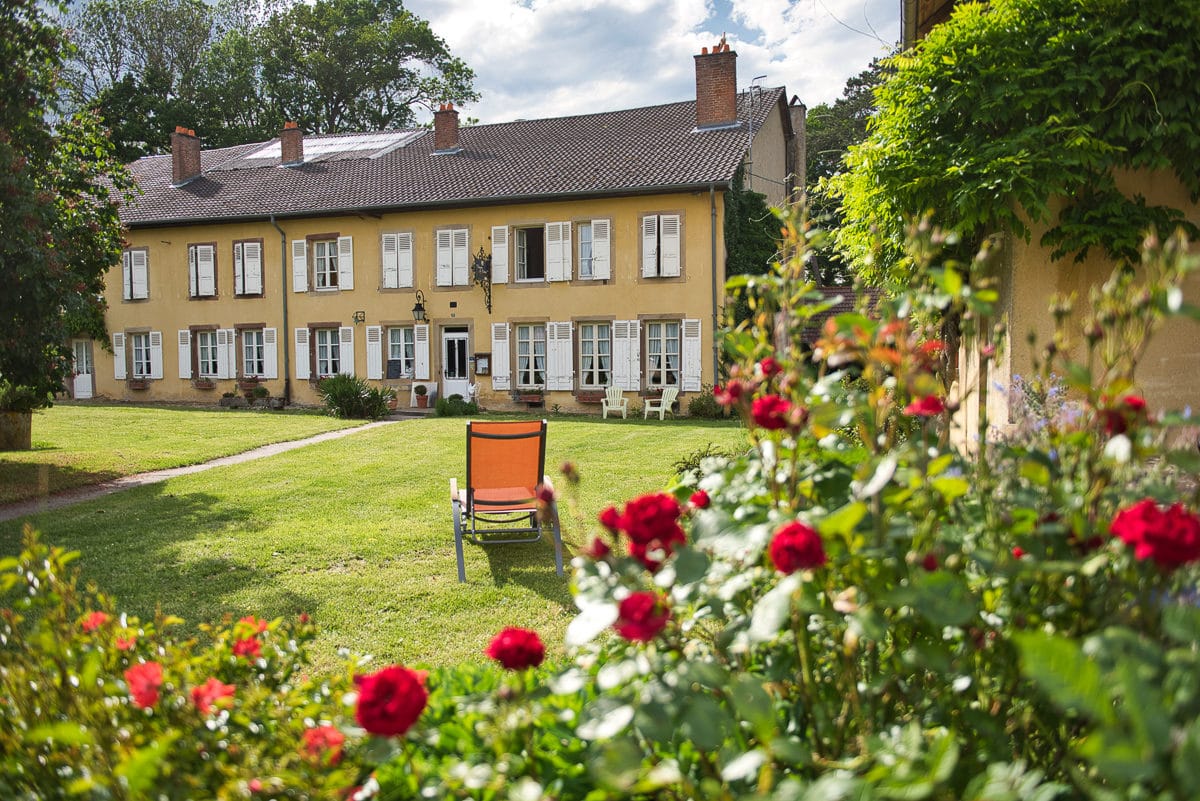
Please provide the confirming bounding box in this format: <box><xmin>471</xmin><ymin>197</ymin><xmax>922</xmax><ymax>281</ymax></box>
<box><xmin>694</xmin><ymin>37</ymin><xmax>738</xmax><ymax>129</ymax></box>
<box><xmin>433</xmin><ymin>103</ymin><xmax>460</xmax><ymax>153</ymax></box>
<box><xmin>170</xmin><ymin>126</ymin><xmax>201</xmax><ymax>185</ymax></box>
<box><xmin>280</xmin><ymin>120</ymin><xmax>304</xmax><ymax>166</ymax></box>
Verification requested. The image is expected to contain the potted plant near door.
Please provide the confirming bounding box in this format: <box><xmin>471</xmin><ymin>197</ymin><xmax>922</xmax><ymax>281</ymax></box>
<box><xmin>415</xmin><ymin>383</ymin><xmax>429</xmax><ymax>408</ymax></box>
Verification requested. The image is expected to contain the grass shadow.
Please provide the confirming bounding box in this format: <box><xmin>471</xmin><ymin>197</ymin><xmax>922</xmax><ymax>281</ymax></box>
<box><xmin>0</xmin><ymin>461</ymin><xmax>124</xmax><ymax>506</ymax></box>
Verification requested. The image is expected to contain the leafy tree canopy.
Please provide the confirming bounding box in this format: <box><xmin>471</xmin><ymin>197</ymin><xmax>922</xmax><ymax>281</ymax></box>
<box><xmin>828</xmin><ymin>0</ymin><xmax>1200</xmax><ymax>285</ymax></box>
<box><xmin>1</xmin><ymin>0</ymin><xmax>134</xmax><ymax>411</ymax></box>
<box><xmin>62</xmin><ymin>0</ymin><xmax>479</xmax><ymax>158</ymax></box>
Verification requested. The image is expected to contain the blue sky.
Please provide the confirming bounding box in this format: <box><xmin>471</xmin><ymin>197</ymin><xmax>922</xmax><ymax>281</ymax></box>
<box><xmin>404</xmin><ymin>0</ymin><xmax>900</xmax><ymax>124</ymax></box>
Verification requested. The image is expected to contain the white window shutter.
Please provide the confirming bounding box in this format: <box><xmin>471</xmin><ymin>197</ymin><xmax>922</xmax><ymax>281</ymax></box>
<box><xmin>451</xmin><ymin>228</ymin><xmax>469</xmax><ymax>286</ymax></box>
<box><xmin>112</xmin><ymin>332</ymin><xmax>126</xmax><ymax>379</ymax></box>
<box><xmin>641</xmin><ymin>216</ymin><xmax>658</xmax><ymax>277</ymax></box>
<box><xmin>234</xmin><ymin>243</ymin><xmax>245</xmax><ymax>295</ymax></box>
<box><xmin>215</xmin><ymin>329</ymin><xmax>229</xmax><ymax>378</ymax></box>
<box><xmin>188</xmin><ymin>246</ymin><xmax>198</xmax><ymax>297</ymax></box>
<box><xmin>547</xmin><ymin>322</ymin><xmax>574</xmax><ymax>390</ymax></box>
<box><xmin>546</xmin><ymin>222</ymin><xmax>565</xmax><ymax>282</ymax></box>
<box><xmin>435</xmin><ymin>230</ymin><xmax>453</xmax><ymax>286</ymax></box>
<box><xmin>661</xmin><ymin>214</ymin><xmax>681</xmax><ymax>277</ymax></box>
<box><xmin>292</xmin><ymin>240</ymin><xmax>308</xmax><ymax>292</ymax></box>
<box><xmin>560</xmin><ymin>222</ymin><xmax>572</xmax><ymax>280</ymax></box>
<box><xmin>224</xmin><ymin>328</ymin><xmax>236</xmax><ymax>378</ymax></box>
<box><xmin>414</xmin><ymin>324</ymin><xmax>430</xmax><ymax>380</ymax></box>
<box><xmin>337</xmin><ymin>236</ymin><xmax>354</xmax><ymax>290</ymax></box>
<box><xmin>628</xmin><ymin>320</ymin><xmax>641</xmax><ymax>391</ymax></box>
<box><xmin>178</xmin><ymin>330</ymin><xmax>192</xmax><ymax>379</ymax></box>
<box><xmin>681</xmin><ymin>318</ymin><xmax>702</xmax><ymax>392</ymax></box>
<box><xmin>244</xmin><ymin>242</ymin><xmax>262</xmax><ymax>295</ymax></box>
<box><xmin>366</xmin><ymin>325</ymin><xmax>383</xmax><ymax>380</ymax></box>
<box><xmin>263</xmin><ymin>328</ymin><xmax>278</xmax><ymax>379</ymax></box>
<box><xmin>295</xmin><ymin>328</ymin><xmax>310</xmax><ymax>380</ymax></box>
<box><xmin>397</xmin><ymin>232</ymin><xmax>413</xmax><ymax>287</ymax></box>
<box><xmin>131</xmin><ymin>251</ymin><xmax>148</xmax><ymax>299</ymax></box>
<box><xmin>122</xmin><ymin>252</ymin><xmax>133</xmax><ymax>300</ymax></box>
<box><xmin>612</xmin><ymin>321</ymin><xmax>631</xmax><ymax>390</ymax></box>
<box><xmin>381</xmin><ymin>233</ymin><xmax>399</xmax><ymax>289</ymax></box>
<box><xmin>338</xmin><ymin>326</ymin><xmax>355</xmax><ymax>375</ymax></box>
<box><xmin>491</xmin><ymin>226</ymin><xmax>508</xmax><ymax>283</ymax></box>
<box><xmin>592</xmin><ymin>219</ymin><xmax>611</xmax><ymax>280</ymax></box>
<box><xmin>197</xmin><ymin>245</ymin><xmax>216</xmax><ymax>296</ymax></box>
<box><xmin>490</xmin><ymin>322</ymin><xmax>511</xmax><ymax>390</ymax></box>
<box><xmin>149</xmin><ymin>331</ymin><xmax>163</xmax><ymax>379</ymax></box>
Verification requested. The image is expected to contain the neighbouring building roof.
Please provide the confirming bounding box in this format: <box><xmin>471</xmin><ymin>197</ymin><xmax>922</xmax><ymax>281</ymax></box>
<box><xmin>802</xmin><ymin>286</ymin><xmax>884</xmax><ymax>345</ymax></box>
<box><xmin>121</xmin><ymin>88</ymin><xmax>787</xmax><ymax>228</ymax></box>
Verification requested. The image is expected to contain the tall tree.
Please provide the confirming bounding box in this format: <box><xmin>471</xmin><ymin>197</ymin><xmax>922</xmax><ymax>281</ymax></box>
<box><xmin>0</xmin><ymin>0</ymin><xmax>133</xmax><ymax>435</ymax></box>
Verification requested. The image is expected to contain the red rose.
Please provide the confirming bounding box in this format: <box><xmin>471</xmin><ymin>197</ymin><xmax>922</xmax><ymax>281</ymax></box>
<box><xmin>115</xmin><ymin>636</ymin><xmax>137</xmax><ymax>651</ymax></box>
<box><xmin>191</xmin><ymin>677</ymin><xmax>236</xmax><ymax>714</ymax></box>
<box><xmin>921</xmin><ymin>553</ymin><xmax>939</xmax><ymax>572</ymax></box>
<box><xmin>598</xmin><ymin>506</ymin><xmax>621</xmax><ymax>532</ymax></box>
<box><xmin>582</xmin><ymin>537</ymin><xmax>611</xmax><ymax>559</ymax></box>
<box><xmin>125</xmin><ymin>661</ymin><xmax>163</xmax><ymax>709</ymax></box>
<box><xmin>485</xmin><ymin>627</ymin><xmax>546</xmax><ymax>670</ymax></box>
<box><xmin>1111</xmin><ymin>499</ymin><xmax>1200</xmax><ymax>569</ymax></box>
<box><xmin>618</xmin><ymin>493</ymin><xmax>683</xmax><ymax>545</ymax></box>
<box><xmin>233</xmin><ymin>637</ymin><xmax>262</xmax><ymax>659</ymax></box>
<box><xmin>238</xmin><ymin>615</ymin><xmax>270</xmax><ymax>635</ymax></box>
<box><xmin>301</xmin><ymin>724</ymin><xmax>346</xmax><ymax>766</ymax></box>
<box><xmin>1012</xmin><ymin>547</ymin><xmax>1026</xmax><ymax>560</ymax></box>
<box><xmin>758</xmin><ymin>357</ymin><xmax>783</xmax><ymax>379</ymax></box>
<box><xmin>904</xmin><ymin>395</ymin><xmax>945</xmax><ymax>417</ymax></box>
<box><xmin>82</xmin><ymin>611</ymin><xmax>110</xmax><ymax>633</ymax></box>
<box><xmin>713</xmin><ymin>380</ymin><xmax>745</xmax><ymax>407</ymax></box>
<box><xmin>689</xmin><ymin>489</ymin><xmax>710</xmax><ymax>509</ymax></box>
<box><xmin>1100</xmin><ymin>395</ymin><xmax>1148</xmax><ymax>436</ymax></box>
<box><xmin>354</xmin><ymin>665</ymin><xmax>429</xmax><ymax>737</ymax></box>
<box><xmin>769</xmin><ymin>521</ymin><xmax>827</xmax><ymax>573</ymax></box>
<box><xmin>752</xmin><ymin>394</ymin><xmax>793</xmax><ymax>430</ymax></box>
<box><xmin>614</xmin><ymin>592</ymin><xmax>670</xmax><ymax>642</ymax></box>
<box><xmin>628</xmin><ymin>529</ymin><xmax>686</xmax><ymax>572</ymax></box>
<box><xmin>535</xmin><ymin>484</ymin><xmax>556</xmax><ymax>505</ymax></box>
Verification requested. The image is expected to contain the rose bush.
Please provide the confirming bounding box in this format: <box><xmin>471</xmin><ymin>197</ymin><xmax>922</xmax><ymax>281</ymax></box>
<box><xmin>5</xmin><ymin>215</ymin><xmax>1200</xmax><ymax>800</ymax></box>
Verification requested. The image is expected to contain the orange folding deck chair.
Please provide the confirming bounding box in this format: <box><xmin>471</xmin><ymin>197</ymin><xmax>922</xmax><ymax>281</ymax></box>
<box><xmin>450</xmin><ymin>419</ymin><xmax>564</xmax><ymax>583</ymax></box>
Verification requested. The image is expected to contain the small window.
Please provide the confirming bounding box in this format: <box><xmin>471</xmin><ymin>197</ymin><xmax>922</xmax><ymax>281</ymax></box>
<box><xmin>313</xmin><ymin>240</ymin><xmax>339</xmax><ymax>289</ymax></box>
<box><xmin>188</xmin><ymin>244</ymin><xmax>217</xmax><ymax>298</ymax></box>
<box><xmin>578</xmin><ymin>223</ymin><xmax>594</xmax><ymax>279</ymax></box>
<box><xmin>646</xmin><ymin>321</ymin><xmax>680</xmax><ymax>387</ymax></box>
<box><xmin>195</xmin><ymin>330</ymin><xmax>219</xmax><ymax>377</ymax></box>
<box><xmin>242</xmin><ymin>329</ymin><xmax>265</xmax><ymax>377</ymax></box>
<box><xmin>234</xmin><ymin>240</ymin><xmax>263</xmax><ymax>296</ymax></box>
<box><xmin>579</xmin><ymin>322</ymin><xmax>611</xmax><ymax>387</ymax></box>
<box><xmin>122</xmin><ymin>249</ymin><xmax>149</xmax><ymax>300</ymax></box>
<box><xmin>387</xmin><ymin>326</ymin><xmax>415</xmax><ymax>377</ymax></box>
<box><xmin>516</xmin><ymin>227</ymin><xmax>545</xmax><ymax>281</ymax></box>
<box><xmin>130</xmin><ymin>332</ymin><xmax>153</xmax><ymax>378</ymax></box>
<box><xmin>516</xmin><ymin>323</ymin><xmax>546</xmax><ymax>387</ymax></box>
<box><xmin>314</xmin><ymin>327</ymin><xmax>341</xmax><ymax>377</ymax></box>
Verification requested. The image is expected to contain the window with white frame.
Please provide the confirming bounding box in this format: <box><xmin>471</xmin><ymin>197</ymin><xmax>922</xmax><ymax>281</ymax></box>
<box><xmin>314</xmin><ymin>328</ymin><xmax>341</xmax><ymax>377</ymax></box>
<box><xmin>130</xmin><ymin>332</ymin><xmax>153</xmax><ymax>378</ymax></box>
<box><xmin>579</xmin><ymin>322</ymin><xmax>611</xmax><ymax>387</ymax></box>
<box><xmin>122</xmin><ymin>248</ymin><xmax>149</xmax><ymax>300</ymax></box>
<box><xmin>195</xmin><ymin>330</ymin><xmax>219</xmax><ymax>377</ymax></box>
<box><xmin>387</xmin><ymin>326</ymin><xmax>415</xmax><ymax>377</ymax></box>
<box><xmin>233</xmin><ymin>240</ymin><xmax>263</xmax><ymax>296</ymax></box>
<box><xmin>578</xmin><ymin>223</ymin><xmax>594</xmax><ymax>279</ymax></box>
<box><xmin>242</xmin><ymin>329</ymin><xmax>265</xmax><ymax>377</ymax></box>
<box><xmin>435</xmin><ymin>227</ymin><xmax>470</xmax><ymax>286</ymax></box>
<box><xmin>188</xmin><ymin>243</ymin><xmax>216</xmax><ymax>298</ymax></box>
<box><xmin>516</xmin><ymin>324</ymin><xmax>546</xmax><ymax>387</ymax></box>
<box><xmin>313</xmin><ymin>239</ymin><xmax>339</xmax><ymax>289</ymax></box>
<box><xmin>641</xmin><ymin>214</ymin><xmax>681</xmax><ymax>278</ymax></box>
<box><xmin>645</xmin><ymin>321</ymin><xmax>680</xmax><ymax>387</ymax></box>
<box><xmin>516</xmin><ymin>227</ymin><xmax>545</xmax><ymax>281</ymax></box>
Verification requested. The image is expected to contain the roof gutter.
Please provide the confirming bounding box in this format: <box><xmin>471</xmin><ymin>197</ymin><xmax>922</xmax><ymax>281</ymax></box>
<box><xmin>269</xmin><ymin>214</ymin><xmax>291</xmax><ymax>406</ymax></box>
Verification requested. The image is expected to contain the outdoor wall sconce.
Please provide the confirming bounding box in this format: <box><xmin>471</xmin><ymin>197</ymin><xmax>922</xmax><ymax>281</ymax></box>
<box><xmin>412</xmin><ymin>290</ymin><xmax>429</xmax><ymax>323</ymax></box>
<box><xmin>471</xmin><ymin>246</ymin><xmax>493</xmax><ymax>314</ymax></box>
<box><xmin>352</xmin><ymin>310</ymin><xmax>366</xmax><ymax>324</ymax></box>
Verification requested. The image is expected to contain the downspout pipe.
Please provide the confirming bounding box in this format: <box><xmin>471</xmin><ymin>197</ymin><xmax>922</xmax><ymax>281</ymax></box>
<box><xmin>710</xmin><ymin>183</ymin><xmax>720</xmax><ymax>383</ymax></box>
<box><xmin>269</xmin><ymin>214</ymin><xmax>291</xmax><ymax>405</ymax></box>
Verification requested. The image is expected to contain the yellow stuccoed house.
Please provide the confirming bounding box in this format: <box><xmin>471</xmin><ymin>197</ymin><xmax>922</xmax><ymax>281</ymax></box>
<box><xmin>82</xmin><ymin>43</ymin><xmax>804</xmax><ymax>413</ymax></box>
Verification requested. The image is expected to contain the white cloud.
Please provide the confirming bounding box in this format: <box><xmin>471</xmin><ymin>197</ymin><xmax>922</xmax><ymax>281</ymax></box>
<box><xmin>405</xmin><ymin>0</ymin><xmax>898</xmax><ymax>124</ymax></box>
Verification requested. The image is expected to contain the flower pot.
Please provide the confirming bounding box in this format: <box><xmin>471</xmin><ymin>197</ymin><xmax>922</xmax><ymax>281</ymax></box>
<box><xmin>0</xmin><ymin>410</ymin><xmax>32</xmax><ymax>451</ymax></box>
<box><xmin>127</xmin><ymin>379</ymin><xmax>149</xmax><ymax>390</ymax></box>
<box><xmin>416</xmin><ymin>395</ymin><xmax>429</xmax><ymax>408</ymax></box>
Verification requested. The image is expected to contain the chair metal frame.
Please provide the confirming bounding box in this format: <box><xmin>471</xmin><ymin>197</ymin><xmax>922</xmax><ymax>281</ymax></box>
<box><xmin>450</xmin><ymin>419</ymin><xmax>564</xmax><ymax>582</ymax></box>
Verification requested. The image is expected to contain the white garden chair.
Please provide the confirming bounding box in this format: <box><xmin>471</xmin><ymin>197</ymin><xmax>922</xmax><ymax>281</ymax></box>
<box><xmin>601</xmin><ymin>386</ymin><xmax>628</xmax><ymax>419</ymax></box>
<box><xmin>644</xmin><ymin>386</ymin><xmax>679</xmax><ymax>420</ymax></box>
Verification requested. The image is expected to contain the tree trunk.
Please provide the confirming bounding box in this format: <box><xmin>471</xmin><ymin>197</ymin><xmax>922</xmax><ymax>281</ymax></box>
<box><xmin>0</xmin><ymin>411</ymin><xmax>32</xmax><ymax>451</ymax></box>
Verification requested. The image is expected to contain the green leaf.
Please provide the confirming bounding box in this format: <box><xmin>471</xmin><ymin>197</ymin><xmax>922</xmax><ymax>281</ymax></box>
<box><xmin>818</xmin><ymin>501</ymin><xmax>867</xmax><ymax>538</ymax></box>
<box><xmin>680</xmin><ymin>694</ymin><xmax>732</xmax><ymax>751</ymax></box>
<box><xmin>589</xmin><ymin>737</ymin><xmax>644</xmax><ymax>791</ymax></box>
<box><xmin>577</xmin><ymin>698</ymin><xmax>635</xmax><ymax>740</ymax></box>
<box><xmin>748</xmin><ymin>573</ymin><xmax>801</xmax><ymax>644</ymax></box>
<box><xmin>1014</xmin><ymin>632</ymin><xmax>1114</xmax><ymax>723</ymax></box>
<box><xmin>1019</xmin><ymin>459</ymin><xmax>1052</xmax><ymax>487</ymax></box>
<box><xmin>24</xmin><ymin>722</ymin><xmax>94</xmax><ymax>747</ymax></box>
<box><xmin>116</xmin><ymin>732</ymin><xmax>178</xmax><ymax>797</ymax></box>
<box><xmin>721</xmin><ymin>749</ymin><xmax>766</xmax><ymax>783</ymax></box>
<box><xmin>909</xmin><ymin>571</ymin><xmax>976</xmax><ymax>627</ymax></box>
<box><xmin>673</xmin><ymin>546</ymin><xmax>710</xmax><ymax>586</ymax></box>
<box><xmin>730</xmin><ymin>675</ymin><xmax>776</xmax><ymax>742</ymax></box>
<box><xmin>1162</xmin><ymin>604</ymin><xmax>1200</xmax><ymax>645</ymax></box>
<box><xmin>930</xmin><ymin>476</ymin><xmax>969</xmax><ymax>502</ymax></box>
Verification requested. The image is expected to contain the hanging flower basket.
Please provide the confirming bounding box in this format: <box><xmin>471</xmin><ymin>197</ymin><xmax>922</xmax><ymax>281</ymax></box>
<box><xmin>193</xmin><ymin>378</ymin><xmax>215</xmax><ymax>390</ymax></box>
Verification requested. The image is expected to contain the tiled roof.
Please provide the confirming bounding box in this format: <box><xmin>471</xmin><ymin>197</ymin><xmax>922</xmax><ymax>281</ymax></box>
<box><xmin>121</xmin><ymin>88</ymin><xmax>787</xmax><ymax>227</ymax></box>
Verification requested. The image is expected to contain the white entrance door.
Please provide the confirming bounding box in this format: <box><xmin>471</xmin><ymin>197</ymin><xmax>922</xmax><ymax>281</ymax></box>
<box><xmin>72</xmin><ymin>339</ymin><xmax>93</xmax><ymax>399</ymax></box>
<box><xmin>441</xmin><ymin>328</ymin><xmax>471</xmax><ymax>400</ymax></box>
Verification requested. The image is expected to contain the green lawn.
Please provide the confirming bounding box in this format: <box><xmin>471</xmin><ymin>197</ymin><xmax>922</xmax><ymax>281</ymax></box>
<box><xmin>0</xmin><ymin>413</ymin><xmax>747</xmax><ymax>670</ymax></box>
<box><xmin>0</xmin><ymin>404</ymin><xmax>361</xmax><ymax>505</ymax></box>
